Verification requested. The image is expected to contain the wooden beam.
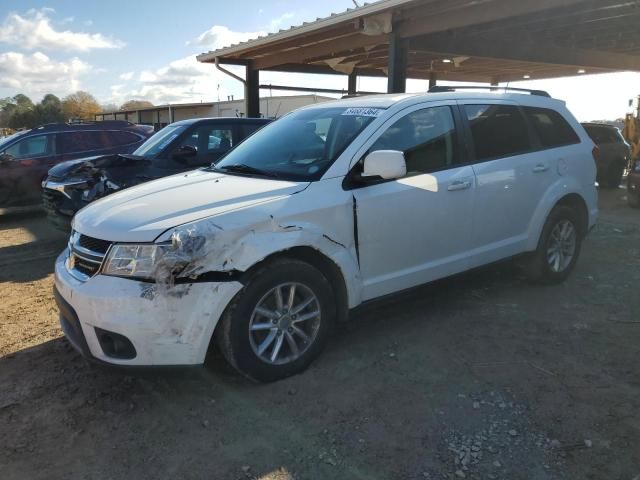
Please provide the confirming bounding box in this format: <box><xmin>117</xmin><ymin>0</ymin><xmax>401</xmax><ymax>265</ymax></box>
<box><xmin>261</xmin><ymin>63</ymin><xmax>386</xmax><ymax>77</ymax></box>
<box><xmin>398</xmin><ymin>0</ymin><xmax>586</xmax><ymax>39</ymax></box>
<box><xmin>252</xmin><ymin>33</ymin><xmax>388</xmax><ymax>70</ymax></box>
<box><xmin>408</xmin><ymin>32</ymin><xmax>640</xmax><ymax>71</ymax></box>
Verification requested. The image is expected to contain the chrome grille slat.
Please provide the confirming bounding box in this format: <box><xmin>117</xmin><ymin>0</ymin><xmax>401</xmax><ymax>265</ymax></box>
<box><xmin>66</xmin><ymin>231</ymin><xmax>112</xmax><ymax>281</ymax></box>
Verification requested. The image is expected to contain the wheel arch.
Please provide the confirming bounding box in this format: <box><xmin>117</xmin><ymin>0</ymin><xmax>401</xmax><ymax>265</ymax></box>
<box><xmin>242</xmin><ymin>246</ymin><xmax>350</xmax><ymax>323</ymax></box>
<box><xmin>527</xmin><ymin>186</ymin><xmax>590</xmax><ymax>251</ymax></box>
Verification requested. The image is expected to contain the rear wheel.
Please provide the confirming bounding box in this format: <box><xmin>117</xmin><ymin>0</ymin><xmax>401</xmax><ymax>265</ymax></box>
<box><xmin>215</xmin><ymin>258</ymin><xmax>335</xmax><ymax>382</ymax></box>
<box><xmin>525</xmin><ymin>205</ymin><xmax>583</xmax><ymax>284</ymax></box>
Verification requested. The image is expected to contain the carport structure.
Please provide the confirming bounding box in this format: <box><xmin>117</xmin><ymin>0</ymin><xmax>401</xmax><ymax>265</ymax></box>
<box><xmin>197</xmin><ymin>0</ymin><xmax>640</xmax><ymax>117</ymax></box>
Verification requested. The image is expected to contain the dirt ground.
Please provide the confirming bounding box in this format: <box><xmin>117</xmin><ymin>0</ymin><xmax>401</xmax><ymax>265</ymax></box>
<box><xmin>0</xmin><ymin>189</ymin><xmax>639</xmax><ymax>480</ymax></box>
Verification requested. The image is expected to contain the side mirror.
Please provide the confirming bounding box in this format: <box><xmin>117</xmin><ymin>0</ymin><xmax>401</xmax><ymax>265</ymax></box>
<box><xmin>362</xmin><ymin>150</ymin><xmax>406</xmax><ymax>180</ymax></box>
<box><xmin>0</xmin><ymin>153</ymin><xmax>12</xmax><ymax>165</ymax></box>
<box><xmin>172</xmin><ymin>145</ymin><xmax>197</xmax><ymax>163</ymax></box>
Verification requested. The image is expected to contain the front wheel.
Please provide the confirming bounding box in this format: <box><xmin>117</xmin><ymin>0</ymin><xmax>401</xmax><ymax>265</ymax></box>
<box><xmin>524</xmin><ymin>206</ymin><xmax>583</xmax><ymax>284</ymax></box>
<box><xmin>215</xmin><ymin>258</ymin><xmax>335</xmax><ymax>382</ymax></box>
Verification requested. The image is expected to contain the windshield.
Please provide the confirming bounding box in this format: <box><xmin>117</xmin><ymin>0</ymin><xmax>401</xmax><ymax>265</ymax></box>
<box><xmin>212</xmin><ymin>106</ymin><xmax>382</xmax><ymax>181</ymax></box>
<box><xmin>132</xmin><ymin>125</ymin><xmax>187</xmax><ymax>157</ymax></box>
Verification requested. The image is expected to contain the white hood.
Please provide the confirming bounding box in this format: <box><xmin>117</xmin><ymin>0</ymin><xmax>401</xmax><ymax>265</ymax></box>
<box><xmin>72</xmin><ymin>170</ymin><xmax>308</xmax><ymax>242</ymax></box>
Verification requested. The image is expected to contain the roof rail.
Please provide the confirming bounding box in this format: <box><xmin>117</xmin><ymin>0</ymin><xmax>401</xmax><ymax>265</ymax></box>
<box><xmin>428</xmin><ymin>85</ymin><xmax>551</xmax><ymax>98</ymax></box>
<box><xmin>33</xmin><ymin>120</ymin><xmax>133</xmax><ymax>131</ymax></box>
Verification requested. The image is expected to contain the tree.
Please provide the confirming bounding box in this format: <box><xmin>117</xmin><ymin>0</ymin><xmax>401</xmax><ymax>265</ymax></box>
<box><xmin>120</xmin><ymin>100</ymin><xmax>154</xmax><ymax>111</ymax></box>
<box><xmin>5</xmin><ymin>93</ymin><xmax>35</xmax><ymax>129</ymax></box>
<box><xmin>101</xmin><ymin>103</ymin><xmax>118</xmax><ymax>113</ymax></box>
<box><xmin>33</xmin><ymin>94</ymin><xmax>65</xmax><ymax>125</ymax></box>
<box><xmin>62</xmin><ymin>91</ymin><xmax>102</xmax><ymax>121</ymax></box>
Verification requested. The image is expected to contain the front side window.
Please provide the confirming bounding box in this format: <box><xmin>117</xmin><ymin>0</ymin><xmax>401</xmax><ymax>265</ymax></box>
<box><xmin>524</xmin><ymin>107</ymin><xmax>579</xmax><ymax>148</ymax></box>
<box><xmin>369</xmin><ymin>106</ymin><xmax>456</xmax><ymax>175</ymax></box>
<box><xmin>213</xmin><ymin>107</ymin><xmax>380</xmax><ymax>181</ymax></box>
<box><xmin>58</xmin><ymin>131</ymin><xmax>108</xmax><ymax>153</ymax></box>
<box><xmin>5</xmin><ymin>134</ymin><xmax>53</xmax><ymax>159</ymax></box>
<box><xmin>465</xmin><ymin>104</ymin><xmax>532</xmax><ymax>161</ymax></box>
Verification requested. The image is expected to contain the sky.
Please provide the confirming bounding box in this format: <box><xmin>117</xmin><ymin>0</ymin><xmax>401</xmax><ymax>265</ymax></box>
<box><xmin>0</xmin><ymin>0</ymin><xmax>639</xmax><ymax>121</ymax></box>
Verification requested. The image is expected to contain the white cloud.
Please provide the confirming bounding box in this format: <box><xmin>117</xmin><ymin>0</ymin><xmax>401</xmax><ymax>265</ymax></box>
<box><xmin>119</xmin><ymin>71</ymin><xmax>134</xmax><ymax>81</ymax></box>
<box><xmin>0</xmin><ymin>51</ymin><xmax>90</xmax><ymax>96</ymax></box>
<box><xmin>188</xmin><ymin>25</ymin><xmax>265</xmax><ymax>50</ymax></box>
<box><xmin>268</xmin><ymin>12</ymin><xmax>295</xmax><ymax>32</ymax></box>
<box><xmin>0</xmin><ymin>9</ymin><xmax>124</xmax><ymax>51</ymax></box>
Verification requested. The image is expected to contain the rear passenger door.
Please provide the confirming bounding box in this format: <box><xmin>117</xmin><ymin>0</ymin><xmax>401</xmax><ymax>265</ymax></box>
<box><xmin>461</xmin><ymin>102</ymin><xmax>547</xmax><ymax>265</ymax></box>
<box><xmin>350</xmin><ymin>103</ymin><xmax>476</xmax><ymax>300</ymax></box>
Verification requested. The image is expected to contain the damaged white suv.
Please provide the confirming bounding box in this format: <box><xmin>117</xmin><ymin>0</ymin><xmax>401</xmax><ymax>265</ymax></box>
<box><xmin>55</xmin><ymin>87</ymin><xmax>598</xmax><ymax>382</ymax></box>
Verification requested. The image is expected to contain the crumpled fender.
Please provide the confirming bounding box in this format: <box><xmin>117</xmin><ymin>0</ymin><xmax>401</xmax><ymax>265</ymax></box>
<box><xmin>153</xmin><ymin>214</ymin><xmax>362</xmax><ymax>307</ymax></box>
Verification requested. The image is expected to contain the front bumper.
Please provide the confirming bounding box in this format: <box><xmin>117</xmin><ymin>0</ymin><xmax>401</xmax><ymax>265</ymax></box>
<box><xmin>54</xmin><ymin>249</ymin><xmax>243</xmax><ymax>366</ymax></box>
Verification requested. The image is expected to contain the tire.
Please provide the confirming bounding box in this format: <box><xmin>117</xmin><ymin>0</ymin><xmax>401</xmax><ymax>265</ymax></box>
<box><xmin>524</xmin><ymin>205</ymin><xmax>583</xmax><ymax>285</ymax></box>
<box><xmin>215</xmin><ymin>258</ymin><xmax>336</xmax><ymax>382</ymax></box>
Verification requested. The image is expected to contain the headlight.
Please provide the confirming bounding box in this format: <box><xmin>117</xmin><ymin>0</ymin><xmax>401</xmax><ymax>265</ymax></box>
<box><xmin>102</xmin><ymin>244</ymin><xmax>170</xmax><ymax>279</ymax></box>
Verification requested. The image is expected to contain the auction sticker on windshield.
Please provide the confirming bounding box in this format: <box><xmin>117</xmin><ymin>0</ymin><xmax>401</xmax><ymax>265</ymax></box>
<box><xmin>341</xmin><ymin>107</ymin><xmax>384</xmax><ymax>117</ymax></box>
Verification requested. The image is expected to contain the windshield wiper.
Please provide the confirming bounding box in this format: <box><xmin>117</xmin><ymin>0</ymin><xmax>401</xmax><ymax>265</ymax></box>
<box><xmin>216</xmin><ymin>164</ymin><xmax>279</xmax><ymax>178</ymax></box>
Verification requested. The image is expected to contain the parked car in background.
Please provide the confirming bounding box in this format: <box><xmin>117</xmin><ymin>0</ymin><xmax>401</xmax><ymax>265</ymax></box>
<box><xmin>42</xmin><ymin>117</ymin><xmax>271</xmax><ymax>230</ymax></box>
<box><xmin>0</xmin><ymin>121</ymin><xmax>153</xmax><ymax>211</ymax></box>
<box><xmin>627</xmin><ymin>158</ymin><xmax>640</xmax><ymax>207</ymax></box>
<box><xmin>55</xmin><ymin>87</ymin><xmax>597</xmax><ymax>382</ymax></box>
<box><xmin>581</xmin><ymin>122</ymin><xmax>630</xmax><ymax>189</ymax></box>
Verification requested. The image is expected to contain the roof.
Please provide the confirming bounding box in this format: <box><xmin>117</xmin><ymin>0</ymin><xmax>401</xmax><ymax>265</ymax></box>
<box><xmin>299</xmin><ymin>90</ymin><xmax>566</xmax><ymax>111</ymax></box>
<box><xmin>170</xmin><ymin>117</ymin><xmax>272</xmax><ymax>126</ymax></box>
<box><xmin>198</xmin><ymin>0</ymin><xmax>640</xmax><ymax>83</ymax></box>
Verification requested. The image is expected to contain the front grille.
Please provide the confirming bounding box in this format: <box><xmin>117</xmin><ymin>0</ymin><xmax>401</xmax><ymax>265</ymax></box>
<box><xmin>78</xmin><ymin>235</ymin><xmax>111</xmax><ymax>254</ymax></box>
<box><xmin>67</xmin><ymin>232</ymin><xmax>112</xmax><ymax>281</ymax></box>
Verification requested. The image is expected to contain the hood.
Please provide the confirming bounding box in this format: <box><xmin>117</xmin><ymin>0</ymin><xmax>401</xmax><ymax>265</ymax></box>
<box><xmin>47</xmin><ymin>154</ymin><xmax>147</xmax><ymax>179</ymax></box>
<box><xmin>72</xmin><ymin>169</ymin><xmax>309</xmax><ymax>242</ymax></box>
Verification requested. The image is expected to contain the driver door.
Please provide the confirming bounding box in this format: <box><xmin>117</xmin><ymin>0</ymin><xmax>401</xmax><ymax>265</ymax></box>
<box><xmin>349</xmin><ymin>103</ymin><xmax>476</xmax><ymax>300</ymax></box>
<box><xmin>170</xmin><ymin>123</ymin><xmax>235</xmax><ymax>169</ymax></box>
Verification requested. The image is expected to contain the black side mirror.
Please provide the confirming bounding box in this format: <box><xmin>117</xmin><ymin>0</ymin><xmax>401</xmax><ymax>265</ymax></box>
<box><xmin>172</xmin><ymin>145</ymin><xmax>197</xmax><ymax>163</ymax></box>
<box><xmin>0</xmin><ymin>153</ymin><xmax>12</xmax><ymax>165</ymax></box>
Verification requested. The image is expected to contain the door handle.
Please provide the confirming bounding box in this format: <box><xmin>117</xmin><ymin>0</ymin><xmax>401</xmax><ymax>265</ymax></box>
<box><xmin>447</xmin><ymin>180</ymin><xmax>472</xmax><ymax>191</ymax></box>
<box><xmin>533</xmin><ymin>164</ymin><xmax>549</xmax><ymax>173</ymax></box>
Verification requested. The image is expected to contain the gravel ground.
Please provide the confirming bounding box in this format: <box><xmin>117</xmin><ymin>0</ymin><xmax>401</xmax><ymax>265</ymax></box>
<box><xmin>0</xmin><ymin>188</ymin><xmax>639</xmax><ymax>480</ymax></box>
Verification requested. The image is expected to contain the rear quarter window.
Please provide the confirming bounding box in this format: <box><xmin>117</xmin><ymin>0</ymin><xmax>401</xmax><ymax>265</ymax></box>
<box><xmin>524</xmin><ymin>107</ymin><xmax>580</xmax><ymax>149</ymax></box>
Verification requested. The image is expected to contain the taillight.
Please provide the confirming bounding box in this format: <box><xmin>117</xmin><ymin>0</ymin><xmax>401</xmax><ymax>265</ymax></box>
<box><xmin>592</xmin><ymin>145</ymin><xmax>601</xmax><ymax>162</ymax></box>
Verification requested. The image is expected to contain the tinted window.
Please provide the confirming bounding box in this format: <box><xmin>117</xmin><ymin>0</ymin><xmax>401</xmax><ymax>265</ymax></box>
<box><xmin>5</xmin><ymin>135</ymin><xmax>53</xmax><ymax>159</ymax></box>
<box><xmin>58</xmin><ymin>131</ymin><xmax>110</xmax><ymax>153</ymax></box>
<box><xmin>583</xmin><ymin>124</ymin><xmax>621</xmax><ymax>145</ymax></box>
<box><xmin>105</xmin><ymin>131</ymin><xmax>140</xmax><ymax>147</ymax></box>
<box><xmin>370</xmin><ymin>106</ymin><xmax>456</xmax><ymax>175</ymax></box>
<box><xmin>465</xmin><ymin>105</ymin><xmax>532</xmax><ymax>161</ymax></box>
<box><xmin>524</xmin><ymin>107</ymin><xmax>580</xmax><ymax>148</ymax></box>
<box><xmin>238</xmin><ymin>123</ymin><xmax>266</xmax><ymax>141</ymax></box>
<box><xmin>177</xmin><ymin>126</ymin><xmax>234</xmax><ymax>155</ymax></box>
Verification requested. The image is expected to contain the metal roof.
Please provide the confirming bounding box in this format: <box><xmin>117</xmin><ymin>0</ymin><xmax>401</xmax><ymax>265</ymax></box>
<box><xmin>198</xmin><ymin>0</ymin><xmax>640</xmax><ymax>84</ymax></box>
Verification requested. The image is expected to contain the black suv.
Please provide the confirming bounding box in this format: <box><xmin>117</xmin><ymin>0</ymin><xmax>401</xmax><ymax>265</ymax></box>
<box><xmin>581</xmin><ymin>122</ymin><xmax>631</xmax><ymax>188</ymax></box>
<box><xmin>0</xmin><ymin>121</ymin><xmax>153</xmax><ymax>211</ymax></box>
<box><xmin>43</xmin><ymin>117</ymin><xmax>270</xmax><ymax>229</ymax></box>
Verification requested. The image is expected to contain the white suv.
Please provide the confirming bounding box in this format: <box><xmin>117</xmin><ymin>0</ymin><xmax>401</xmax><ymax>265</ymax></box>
<box><xmin>54</xmin><ymin>88</ymin><xmax>598</xmax><ymax>381</ymax></box>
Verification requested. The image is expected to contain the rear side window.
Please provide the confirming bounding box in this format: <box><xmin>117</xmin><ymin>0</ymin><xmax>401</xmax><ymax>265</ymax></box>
<box><xmin>464</xmin><ymin>105</ymin><xmax>532</xmax><ymax>161</ymax></box>
<box><xmin>524</xmin><ymin>107</ymin><xmax>580</xmax><ymax>148</ymax></box>
<box><xmin>104</xmin><ymin>131</ymin><xmax>141</xmax><ymax>147</ymax></box>
<box><xmin>58</xmin><ymin>131</ymin><xmax>108</xmax><ymax>153</ymax></box>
